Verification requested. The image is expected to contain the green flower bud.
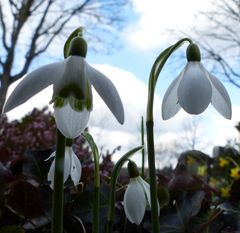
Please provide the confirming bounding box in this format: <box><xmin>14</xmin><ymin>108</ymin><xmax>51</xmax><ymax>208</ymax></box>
<box><xmin>186</xmin><ymin>43</ymin><xmax>201</xmax><ymax>62</ymax></box>
<box><xmin>128</xmin><ymin>160</ymin><xmax>140</xmax><ymax>178</ymax></box>
<box><xmin>68</xmin><ymin>36</ymin><xmax>87</xmax><ymax>58</ymax></box>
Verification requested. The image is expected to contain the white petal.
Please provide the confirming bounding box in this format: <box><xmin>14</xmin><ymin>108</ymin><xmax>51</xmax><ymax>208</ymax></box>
<box><xmin>3</xmin><ymin>61</ymin><xmax>65</xmax><ymax>113</ymax></box>
<box><xmin>178</xmin><ymin>62</ymin><xmax>212</xmax><ymax>114</ymax></box>
<box><xmin>161</xmin><ymin>71</ymin><xmax>183</xmax><ymax>120</ymax></box>
<box><xmin>137</xmin><ymin>177</ymin><xmax>160</xmax><ymax>216</ymax></box>
<box><xmin>208</xmin><ymin>73</ymin><xmax>232</xmax><ymax>119</ymax></box>
<box><xmin>53</xmin><ymin>56</ymin><xmax>87</xmax><ymax>97</ymax></box>
<box><xmin>47</xmin><ymin>148</ymin><xmax>72</xmax><ymax>189</ymax></box>
<box><xmin>45</xmin><ymin>152</ymin><xmax>56</xmax><ymax>161</ymax></box>
<box><xmin>70</xmin><ymin>148</ymin><xmax>82</xmax><ymax>186</ymax></box>
<box><xmin>123</xmin><ymin>178</ymin><xmax>146</xmax><ymax>225</ymax></box>
<box><xmin>54</xmin><ymin>103</ymin><xmax>90</xmax><ymax>139</ymax></box>
<box><xmin>86</xmin><ymin>64</ymin><xmax>124</xmax><ymax>124</ymax></box>
<box><xmin>137</xmin><ymin>177</ymin><xmax>151</xmax><ymax>207</ymax></box>
<box><xmin>47</xmin><ymin>151</ymin><xmax>56</xmax><ymax>189</ymax></box>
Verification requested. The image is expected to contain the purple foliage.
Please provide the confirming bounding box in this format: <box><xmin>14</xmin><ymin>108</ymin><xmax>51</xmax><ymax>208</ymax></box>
<box><xmin>0</xmin><ymin>107</ymin><xmax>56</xmax><ymax>167</ymax></box>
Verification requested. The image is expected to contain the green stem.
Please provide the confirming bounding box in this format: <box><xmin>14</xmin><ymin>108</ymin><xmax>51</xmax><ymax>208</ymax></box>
<box><xmin>93</xmin><ymin>186</ymin><xmax>100</xmax><ymax>233</ymax></box>
<box><xmin>146</xmin><ymin>121</ymin><xmax>160</xmax><ymax>232</ymax></box>
<box><xmin>52</xmin><ymin>130</ymin><xmax>66</xmax><ymax>233</ymax></box>
<box><xmin>83</xmin><ymin>132</ymin><xmax>100</xmax><ymax>233</ymax></box>
<box><xmin>106</xmin><ymin>146</ymin><xmax>143</xmax><ymax>233</ymax></box>
<box><xmin>141</xmin><ymin>116</ymin><xmax>145</xmax><ymax>178</ymax></box>
<box><xmin>146</xmin><ymin>38</ymin><xmax>192</xmax><ymax>233</ymax></box>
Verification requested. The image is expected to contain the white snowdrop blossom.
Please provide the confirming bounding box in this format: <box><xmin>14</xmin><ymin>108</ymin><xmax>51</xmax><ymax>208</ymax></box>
<box><xmin>46</xmin><ymin>146</ymin><xmax>81</xmax><ymax>189</ymax></box>
<box><xmin>3</xmin><ymin>55</ymin><xmax>124</xmax><ymax>138</ymax></box>
<box><xmin>123</xmin><ymin>176</ymin><xmax>159</xmax><ymax>225</ymax></box>
<box><xmin>161</xmin><ymin>61</ymin><xmax>232</xmax><ymax>120</ymax></box>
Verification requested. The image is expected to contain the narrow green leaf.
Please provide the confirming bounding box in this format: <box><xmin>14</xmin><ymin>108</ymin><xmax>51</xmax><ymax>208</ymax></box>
<box><xmin>82</xmin><ymin>132</ymin><xmax>100</xmax><ymax>233</ymax></box>
<box><xmin>0</xmin><ymin>226</ymin><xmax>25</xmax><ymax>233</ymax></box>
<box><xmin>83</xmin><ymin>132</ymin><xmax>100</xmax><ymax>187</ymax></box>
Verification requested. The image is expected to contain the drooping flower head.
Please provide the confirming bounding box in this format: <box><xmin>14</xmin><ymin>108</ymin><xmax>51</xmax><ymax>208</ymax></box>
<box><xmin>3</xmin><ymin>32</ymin><xmax>124</xmax><ymax>138</ymax></box>
<box><xmin>46</xmin><ymin>145</ymin><xmax>81</xmax><ymax>189</ymax></box>
<box><xmin>161</xmin><ymin>43</ymin><xmax>232</xmax><ymax>120</ymax></box>
<box><xmin>123</xmin><ymin>160</ymin><xmax>160</xmax><ymax>225</ymax></box>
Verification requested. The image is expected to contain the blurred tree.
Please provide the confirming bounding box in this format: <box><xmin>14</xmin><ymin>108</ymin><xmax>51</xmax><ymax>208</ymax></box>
<box><xmin>0</xmin><ymin>0</ymin><xmax>128</xmax><ymax>112</ymax></box>
<box><xmin>191</xmin><ymin>0</ymin><xmax>240</xmax><ymax>88</ymax></box>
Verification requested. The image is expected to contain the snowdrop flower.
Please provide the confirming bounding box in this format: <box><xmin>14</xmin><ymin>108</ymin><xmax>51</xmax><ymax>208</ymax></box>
<box><xmin>123</xmin><ymin>161</ymin><xmax>160</xmax><ymax>225</ymax></box>
<box><xmin>3</xmin><ymin>35</ymin><xmax>124</xmax><ymax>138</ymax></box>
<box><xmin>162</xmin><ymin>43</ymin><xmax>232</xmax><ymax>120</ymax></box>
<box><xmin>46</xmin><ymin>146</ymin><xmax>81</xmax><ymax>189</ymax></box>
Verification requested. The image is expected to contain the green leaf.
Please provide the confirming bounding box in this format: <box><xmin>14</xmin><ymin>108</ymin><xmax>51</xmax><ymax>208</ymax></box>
<box><xmin>82</xmin><ymin>132</ymin><xmax>100</xmax><ymax>233</ymax></box>
<box><xmin>63</xmin><ymin>27</ymin><xmax>83</xmax><ymax>58</ymax></box>
<box><xmin>83</xmin><ymin>132</ymin><xmax>100</xmax><ymax>187</ymax></box>
<box><xmin>0</xmin><ymin>226</ymin><xmax>25</xmax><ymax>233</ymax></box>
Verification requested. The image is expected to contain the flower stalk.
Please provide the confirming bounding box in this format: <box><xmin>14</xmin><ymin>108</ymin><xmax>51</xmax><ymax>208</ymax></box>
<box><xmin>83</xmin><ymin>132</ymin><xmax>100</xmax><ymax>233</ymax></box>
<box><xmin>141</xmin><ymin>116</ymin><xmax>145</xmax><ymax>178</ymax></box>
<box><xmin>51</xmin><ymin>130</ymin><xmax>66</xmax><ymax>233</ymax></box>
<box><xmin>106</xmin><ymin>146</ymin><xmax>143</xmax><ymax>233</ymax></box>
<box><xmin>146</xmin><ymin>38</ymin><xmax>192</xmax><ymax>232</ymax></box>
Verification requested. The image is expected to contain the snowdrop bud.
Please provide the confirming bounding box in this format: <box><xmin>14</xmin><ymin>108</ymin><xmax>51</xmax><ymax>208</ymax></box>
<box><xmin>68</xmin><ymin>35</ymin><xmax>87</xmax><ymax>58</ymax></box>
<box><xmin>186</xmin><ymin>43</ymin><xmax>201</xmax><ymax>62</ymax></box>
<box><xmin>128</xmin><ymin>160</ymin><xmax>139</xmax><ymax>178</ymax></box>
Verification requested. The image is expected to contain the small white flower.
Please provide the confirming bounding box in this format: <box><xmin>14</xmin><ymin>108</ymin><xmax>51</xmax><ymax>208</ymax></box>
<box><xmin>46</xmin><ymin>146</ymin><xmax>81</xmax><ymax>189</ymax></box>
<box><xmin>123</xmin><ymin>176</ymin><xmax>159</xmax><ymax>225</ymax></box>
<box><xmin>3</xmin><ymin>55</ymin><xmax>124</xmax><ymax>137</ymax></box>
<box><xmin>161</xmin><ymin>61</ymin><xmax>232</xmax><ymax>120</ymax></box>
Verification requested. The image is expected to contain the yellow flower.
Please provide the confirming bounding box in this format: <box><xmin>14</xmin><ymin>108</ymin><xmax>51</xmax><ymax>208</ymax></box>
<box><xmin>220</xmin><ymin>186</ymin><xmax>231</xmax><ymax>198</ymax></box>
<box><xmin>230</xmin><ymin>167</ymin><xmax>240</xmax><ymax>180</ymax></box>
<box><xmin>197</xmin><ymin>165</ymin><xmax>207</xmax><ymax>176</ymax></box>
<box><xmin>219</xmin><ymin>157</ymin><xmax>229</xmax><ymax>168</ymax></box>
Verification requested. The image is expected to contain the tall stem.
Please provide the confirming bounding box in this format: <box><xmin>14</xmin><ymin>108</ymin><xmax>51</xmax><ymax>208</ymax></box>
<box><xmin>141</xmin><ymin>116</ymin><xmax>145</xmax><ymax>178</ymax></box>
<box><xmin>146</xmin><ymin>38</ymin><xmax>192</xmax><ymax>233</ymax></box>
<box><xmin>52</xmin><ymin>130</ymin><xmax>66</xmax><ymax>233</ymax></box>
<box><xmin>93</xmin><ymin>186</ymin><xmax>100</xmax><ymax>233</ymax></box>
<box><xmin>146</xmin><ymin>120</ymin><xmax>160</xmax><ymax>232</ymax></box>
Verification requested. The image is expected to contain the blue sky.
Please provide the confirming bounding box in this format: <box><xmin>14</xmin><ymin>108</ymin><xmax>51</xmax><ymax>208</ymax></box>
<box><xmin>6</xmin><ymin>0</ymin><xmax>240</xmax><ymax>167</ymax></box>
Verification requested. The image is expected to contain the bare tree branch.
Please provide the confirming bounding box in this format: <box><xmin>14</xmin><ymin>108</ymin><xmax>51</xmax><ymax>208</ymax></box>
<box><xmin>0</xmin><ymin>2</ymin><xmax>9</xmax><ymax>51</ymax></box>
<box><xmin>188</xmin><ymin>0</ymin><xmax>240</xmax><ymax>88</ymax></box>
<box><xmin>0</xmin><ymin>0</ymin><xmax>128</xmax><ymax>111</ymax></box>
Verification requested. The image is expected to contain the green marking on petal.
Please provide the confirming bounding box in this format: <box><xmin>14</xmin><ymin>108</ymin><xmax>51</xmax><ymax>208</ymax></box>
<box><xmin>72</xmin><ymin>99</ymin><xmax>84</xmax><ymax>111</ymax></box>
<box><xmin>53</xmin><ymin>96</ymin><xmax>66</xmax><ymax>108</ymax></box>
<box><xmin>86</xmin><ymin>82</ymin><xmax>93</xmax><ymax>110</ymax></box>
<box><xmin>58</xmin><ymin>84</ymin><xmax>85</xmax><ymax>100</ymax></box>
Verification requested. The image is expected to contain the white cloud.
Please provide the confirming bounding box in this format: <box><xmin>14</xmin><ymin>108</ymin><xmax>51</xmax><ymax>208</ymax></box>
<box><xmin>124</xmin><ymin>0</ymin><xmax>212</xmax><ymax>50</ymax></box>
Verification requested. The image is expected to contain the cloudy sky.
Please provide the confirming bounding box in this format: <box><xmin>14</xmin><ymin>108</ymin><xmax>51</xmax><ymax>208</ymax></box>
<box><xmin>6</xmin><ymin>0</ymin><xmax>240</xmax><ymax>167</ymax></box>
